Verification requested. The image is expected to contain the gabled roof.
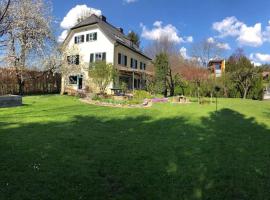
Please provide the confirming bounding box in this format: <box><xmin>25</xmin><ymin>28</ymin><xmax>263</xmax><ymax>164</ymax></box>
<box><xmin>70</xmin><ymin>14</ymin><xmax>151</xmax><ymax>60</ymax></box>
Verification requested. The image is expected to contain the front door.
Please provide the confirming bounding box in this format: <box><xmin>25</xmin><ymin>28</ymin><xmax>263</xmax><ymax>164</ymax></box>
<box><xmin>78</xmin><ymin>76</ymin><xmax>83</xmax><ymax>89</ymax></box>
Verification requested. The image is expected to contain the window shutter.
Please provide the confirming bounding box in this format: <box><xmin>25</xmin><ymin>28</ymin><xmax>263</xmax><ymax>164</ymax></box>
<box><xmin>86</xmin><ymin>34</ymin><xmax>89</xmax><ymax>42</ymax></box>
<box><xmin>135</xmin><ymin>60</ymin><xmax>138</xmax><ymax>69</ymax></box>
<box><xmin>144</xmin><ymin>63</ymin><xmax>146</xmax><ymax>70</ymax></box>
<box><xmin>67</xmin><ymin>56</ymin><xmax>71</xmax><ymax>65</ymax></box>
<box><xmin>118</xmin><ymin>53</ymin><xmax>121</xmax><ymax>65</ymax></box>
<box><xmin>124</xmin><ymin>56</ymin><xmax>127</xmax><ymax>66</ymax></box>
<box><xmin>74</xmin><ymin>37</ymin><xmax>77</xmax><ymax>44</ymax></box>
<box><xmin>93</xmin><ymin>32</ymin><xmax>97</xmax><ymax>40</ymax></box>
<box><xmin>102</xmin><ymin>52</ymin><xmax>106</xmax><ymax>61</ymax></box>
<box><xmin>76</xmin><ymin>55</ymin><xmax>79</xmax><ymax>65</ymax></box>
<box><xmin>90</xmin><ymin>53</ymin><xmax>94</xmax><ymax>63</ymax></box>
<box><xmin>81</xmin><ymin>35</ymin><xmax>84</xmax><ymax>42</ymax></box>
<box><xmin>130</xmin><ymin>58</ymin><xmax>133</xmax><ymax>68</ymax></box>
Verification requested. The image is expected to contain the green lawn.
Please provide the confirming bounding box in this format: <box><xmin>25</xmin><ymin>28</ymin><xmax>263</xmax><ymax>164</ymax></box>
<box><xmin>0</xmin><ymin>95</ymin><xmax>270</xmax><ymax>200</ymax></box>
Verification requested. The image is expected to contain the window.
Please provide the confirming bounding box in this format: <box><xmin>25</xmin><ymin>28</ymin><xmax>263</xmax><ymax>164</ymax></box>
<box><xmin>74</xmin><ymin>35</ymin><xmax>84</xmax><ymax>44</ymax></box>
<box><xmin>130</xmin><ymin>58</ymin><xmax>137</xmax><ymax>69</ymax></box>
<box><xmin>140</xmin><ymin>62</ymin><xmax>146</xmax><ymax>70</ymax></box>
<box><xmin>69</xmin><ymin>76</ymin><xmax>78</xmax><ymax>85</ymax></box>
<box><xmin>86</xmin><ymin>32</ymin><xmax>97</xmax><ymax>42</ymax></box>
<box><xmin>118</xmin><ymin>53</ymin><xmax>127</xmax><ymax>66</ymax></box>
<box><xmin>67</xmin><ymin>55</ymin><xmax>79</xmax><ymax>65</ymax></box>
<box><xmin>118</xmin><ymin>53</ymin><xmax>121</xmax><ymax>65</ymax></box>
<box><xmin>90</xmin><ymin>52</ymin><xmax>106</xmax><ymax>63</ymax></box>
<box><xmin>215</xmin><ymin>64</ymin><xmax>221</xmax><ymax>70</ymax></box>
<box><xmin>140</xmin><ymin>62</ymin><xmax>143</xmax><ymax>70</ymax></box>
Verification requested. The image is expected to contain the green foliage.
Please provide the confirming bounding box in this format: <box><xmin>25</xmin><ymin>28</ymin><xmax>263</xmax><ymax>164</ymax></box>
<box><xmin>133</xmin><ymin>90</ymin><xmax>151</xmax><ymax>100</ymax></box>
<box><xmin>119</xmin><ymin>81</ymin><xmax>128</xmax><ymax>94</ymax></box>
<box><xmin>89</xmin><ymin>61</ymin><xmax>117</xmax><ymax>94</ymax></box>
<box><xmin>154</xmin><ymin>53</ymin><xmax>169</xmax><ymax>96</ymax></box>
<box><xmin>223</xmin><ymin>52</ymin><xmax>264</xmax><ymax>100</ymax></box>
<box><xmin>127</xmin><ymin>31</ymin><xmax>140</xmax><ymax>47</ymax></box>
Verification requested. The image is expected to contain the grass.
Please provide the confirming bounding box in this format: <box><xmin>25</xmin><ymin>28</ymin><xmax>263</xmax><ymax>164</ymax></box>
<box><xmin>0</xmin><ymin>95</ymin><xmax>270</xmax><ymax>199</ymax></box>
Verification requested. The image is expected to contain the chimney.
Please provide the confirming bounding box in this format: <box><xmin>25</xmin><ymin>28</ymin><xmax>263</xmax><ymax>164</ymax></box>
<box><xmin>100</xmin><ymin>15</ymin><xmax>107</xmax><ymax>22</ymax></box>
<box><xmin>118</xmin><ymin>27</ymin><xmax>124</xmax><ymax>33</ymax></box>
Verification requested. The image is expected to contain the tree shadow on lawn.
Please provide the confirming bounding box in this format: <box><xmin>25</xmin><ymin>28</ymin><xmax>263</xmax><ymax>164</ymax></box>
<box><xmin>0</xmin><ymin>109</ymin><xmax>270</xmax><ymax>200</ymax></box>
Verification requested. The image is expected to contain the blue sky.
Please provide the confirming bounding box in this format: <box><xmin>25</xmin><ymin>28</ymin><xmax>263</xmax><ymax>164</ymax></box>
<box><xmin>52</xmin><ymin>0</ymin><xmax>270</xmax><ymax>65</ymax></box>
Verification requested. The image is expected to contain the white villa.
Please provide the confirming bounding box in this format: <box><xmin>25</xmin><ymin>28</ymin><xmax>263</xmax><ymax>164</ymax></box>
<box><xmin>61</xmin><ymin>14</ymin><xmax>152</xmax><ymax>94</ymax></box>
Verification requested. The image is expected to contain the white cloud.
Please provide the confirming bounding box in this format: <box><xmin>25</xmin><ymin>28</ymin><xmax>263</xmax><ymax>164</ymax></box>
<box><xmin>58</xmin><ymin>30</ymin><xmax>68</xmax><ymax>43</ymax></box>
<box><xmin>207</xmin><ymin>37</ymin><xmax>215</xmax><ymax>43</ymax></box>
<box><xmin>263</xmin><ymin>21</ymin><xmax>270</xmax><ymax>42</ymax></box>
<box><xmin>141</xmin><ymin>21</ymin><xmax>193</xmax><ymax>44</ymax></box>
<box><xmin>185</xmin><ymin>36</ymin><xmax>193</xmax><ymax>43</ymax></box>
<box><xmin>60</xmin><ymin>5</ymin><xmax>102</xmax><ymax>29</ymax></box>
<box><xmin>251</xmin><ymin>53</ymin><xmax>270</xmax><ymax>63</ymax></box>
<box><xmin>58</xmin><ymin>5</ymin><xmax>102</xmax><ymax>42</ymax></box>
<box><xmin>251</xmin><ymin>61</ymin><xmax>262</xmax><ymax>67</ymax></box>
<box><xmin>213</xmin><ymin>16</ymin><xmax>264</xmax><ymax>47</ymax></box>
<box><xmin>207</xmin><ymin>37</ymin><xmax>231</xmax><ymax>50</ymax></box>
<box><xmin>123</xmin><ymin>0</ymin><xmax>138</xmax><ymax>4</ymax></box>
<box><xmin>216</xmin><ymin>42</ymin><xmax>231</xmax><ymax>50</ymax></box>
<box><xmin>180</xmin><ymin>47</ymin><xmax>189</xmax><ymax>59</ymax></box>
<box><xmin>237</xmin><ymin>23</ymin><xmax>263</xmax><ymax>47</ymax></box>
<box><xmin>213</xmin><ymin>16</ymin><xmax>243</xmax><ymax>38</ymax></box>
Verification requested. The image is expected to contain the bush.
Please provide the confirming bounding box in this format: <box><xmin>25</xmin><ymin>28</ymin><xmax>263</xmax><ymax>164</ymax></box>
<box><xmin>133</xmin><ymin>90</ymin><xmax>151</xmax><ymax>100</ymax></box>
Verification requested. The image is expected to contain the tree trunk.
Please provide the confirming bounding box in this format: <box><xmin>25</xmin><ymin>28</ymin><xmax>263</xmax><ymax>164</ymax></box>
<box><xmin>243</xmin><ymin>88</ymin><xmax>248</xmax><ymax>99</ymax></box>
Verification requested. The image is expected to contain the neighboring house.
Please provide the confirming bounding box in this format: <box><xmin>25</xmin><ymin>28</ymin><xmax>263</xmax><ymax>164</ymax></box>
<box><xmin>262</xmin><ymin>71</ymin><xmax>269</xmax><ymax>80</ymax></box>
<box><xmin>61</xmin><ymin>14</ymin><xmax>152</xmax><ymax>94</ymax></box>
<box><xmin>208</xmin><ymin>59</ymin><xmax>225</xmax><ymax>78</ymax></box>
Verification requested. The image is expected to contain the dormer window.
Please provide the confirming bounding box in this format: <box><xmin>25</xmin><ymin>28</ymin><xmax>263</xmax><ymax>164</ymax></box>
<box><xmin>86</xmin><ymin>32</ymin><xmax>97</xmax><ymax>42</ymax></box>
<box><xmin>74</xmin><ymin>35</ymin><xmax>84</xmax><ymax>44</ymax></box>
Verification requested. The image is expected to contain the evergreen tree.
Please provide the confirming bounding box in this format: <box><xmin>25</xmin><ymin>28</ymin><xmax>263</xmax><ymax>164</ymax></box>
<box><xmin>154</xmin><ymin>53</ymin><xmax>169</xmax><ymax>97</ymax></box>
<box><xmin>127</xmin><ymin>31</ymin><xmax>140</xmax><ymax>47</ymax></box>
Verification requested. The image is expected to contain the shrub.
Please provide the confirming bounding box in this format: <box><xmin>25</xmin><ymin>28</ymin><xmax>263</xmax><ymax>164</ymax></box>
<box><xmin>133</xmin><ymin>90</ymin><xmax>151</xmax><ymax>100</ymax></box>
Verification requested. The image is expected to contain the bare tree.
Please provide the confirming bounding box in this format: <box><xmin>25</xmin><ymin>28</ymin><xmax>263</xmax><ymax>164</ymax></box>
<box><xmin>4</xmin><ymin>0</ymin><xmax>54</xmax><ymax>95</ymax></box>
<box><xmin>144</xmin><ymin>36</ymin><xmax>178</xmax><ymax>59</ymax></box>
<box><xmin>0</xmin><ymin>0</ymin><xmax>10</xmax><ymax>36</ymax></box>
<box><xmin>191</xmin><ymin>38</ymin><xmax>224</xmax><ymax>67</ymax></box>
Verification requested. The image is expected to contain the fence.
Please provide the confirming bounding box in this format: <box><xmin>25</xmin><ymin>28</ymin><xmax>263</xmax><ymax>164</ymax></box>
<box><xmin>0</xmin><ymin>68</ymin><xmax>61</xmax><ymax>95</ymax></box>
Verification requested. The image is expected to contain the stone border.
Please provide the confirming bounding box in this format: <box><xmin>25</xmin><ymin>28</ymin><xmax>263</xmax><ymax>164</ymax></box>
<box><xmin>80</xmin><ymin>98</ymin><xmax>152</xmax><ymax>108</ymax></box>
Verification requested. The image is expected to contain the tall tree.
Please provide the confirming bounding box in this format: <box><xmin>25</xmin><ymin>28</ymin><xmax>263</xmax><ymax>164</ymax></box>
<box><xmin>154</xmin><ymin>53</ymin><xmax>169</xmax><ymax>97</ymax></box>
<box><xmin>145</xmin><ymin>36</ymin><xmax>180</xmax><ymax>96</ymax></box>
<box><xmin>5</xmin><ymin>0</ymin><xmax>54</xmax><ymax>95</ymax></box>
<box><xmin>127</xmin><ymin>31</ymin><xmax>140</xmax><ymax>47</ymax></box>
<box><xmin>228</xmin><ymin>56</ymin><xmax>259</xmax><ymax>99</ymax></box>
<box><xmin>0</xmin><ymin>0</ymin><xmax>10</xmax><ymax>37</ymax></box>
<box><xmin>191</xmin><ymin>38</ymin><xmax>224</xmax><ymax>67</ymax></box>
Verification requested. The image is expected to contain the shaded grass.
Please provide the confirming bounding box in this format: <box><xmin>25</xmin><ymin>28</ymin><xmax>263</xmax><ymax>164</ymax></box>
<box><xmin>0</xmin><ymin>95</ymin><xmax>270</xmax><ymax>199</ymax></box>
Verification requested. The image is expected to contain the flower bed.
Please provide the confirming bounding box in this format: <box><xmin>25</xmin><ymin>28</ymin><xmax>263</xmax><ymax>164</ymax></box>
<box><xmin>151</xmin><ymin>98</ymin><xmax>169</xmax><ymax>103</ymax></box>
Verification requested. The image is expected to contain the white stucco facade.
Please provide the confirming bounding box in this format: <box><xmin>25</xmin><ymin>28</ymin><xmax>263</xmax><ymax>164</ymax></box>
<box><xmin>61</xmin><ymin>20</ymin><xmax>151</xmax><ymax>95</ymax></box>
<box><xmin>63</xmin><ymin>25</ymin><xmax>115</xmax><ymax>93</ymax></box>
<box><xmin>67</xmin><ymin>25</ymin><xmax>115</xmax><ymax>64</ymax></box>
